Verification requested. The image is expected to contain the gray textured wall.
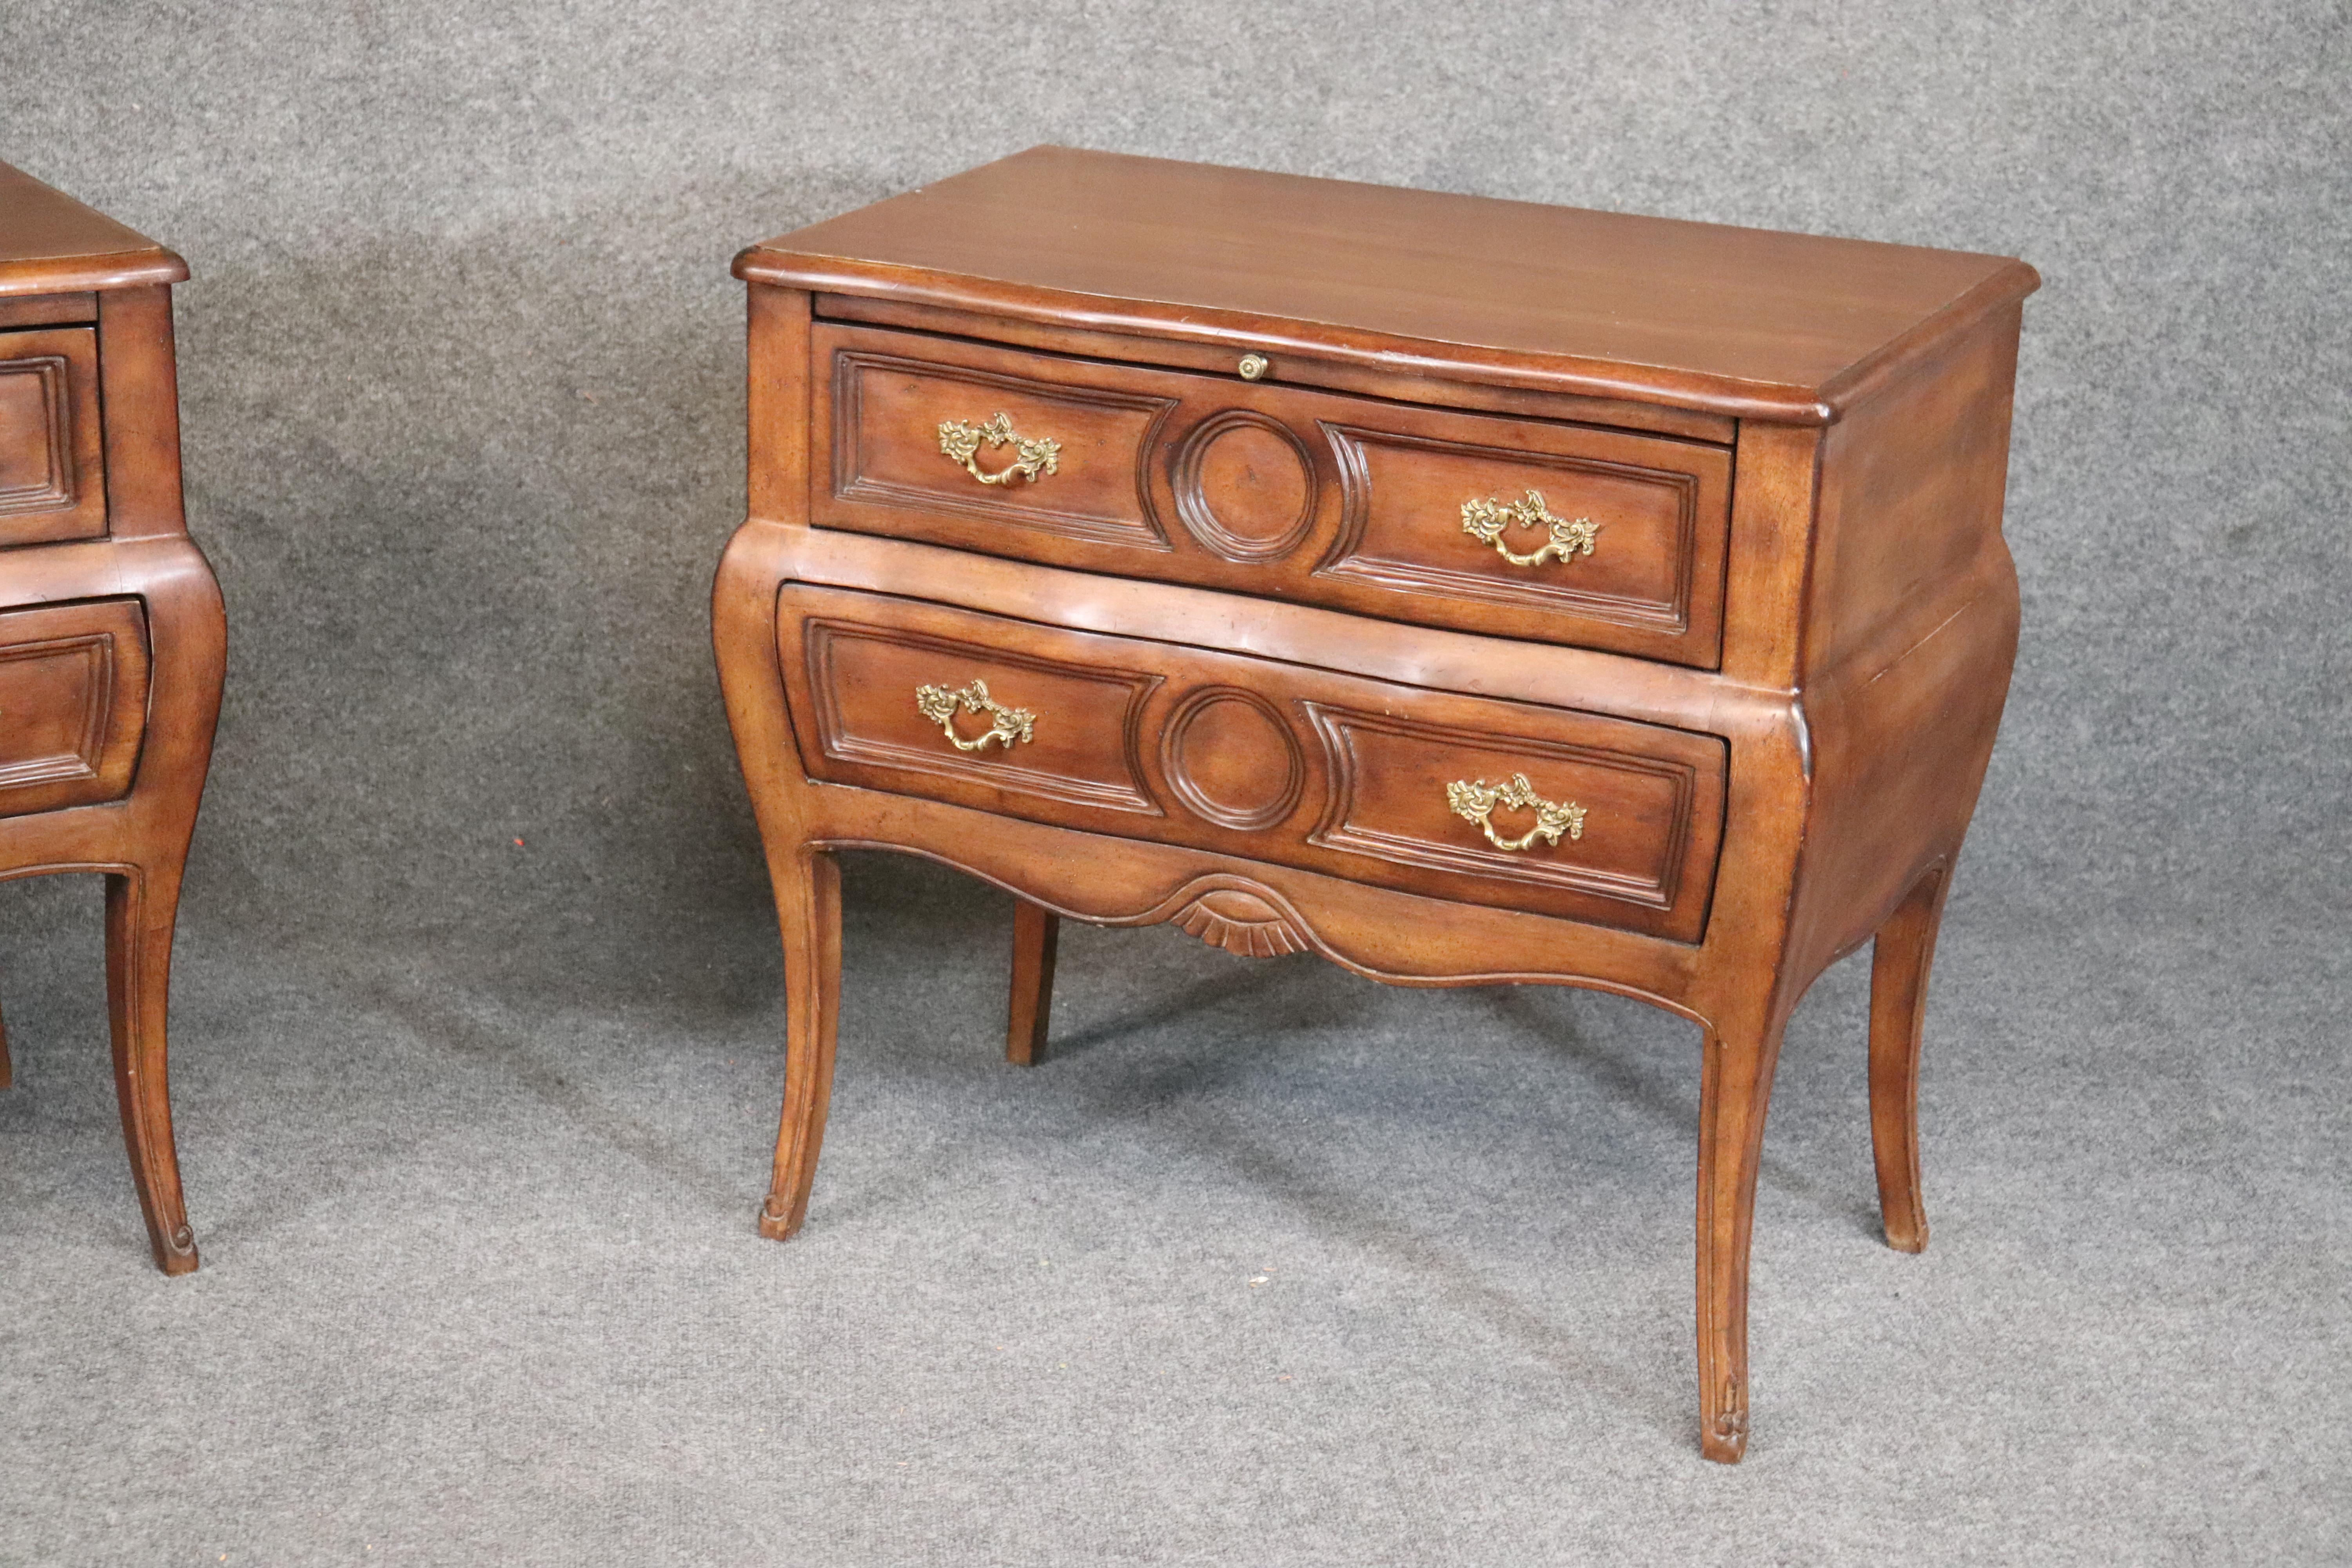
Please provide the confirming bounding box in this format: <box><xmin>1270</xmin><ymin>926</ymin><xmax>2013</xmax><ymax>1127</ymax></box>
<box><xmin>6</xmin><ymin>2</ymin><xmax>2345</xmax><ymax>970</ymax></box>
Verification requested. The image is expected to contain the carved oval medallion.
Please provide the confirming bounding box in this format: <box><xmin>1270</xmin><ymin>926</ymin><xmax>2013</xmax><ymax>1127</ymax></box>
<box><xmin>1160</xmin><ymin>686</ymin><xmax>1305</xmax><ymax>831</ymax></box>
<box><xmin>1171</xmin><ymin>411</ymin><xmax>1317</xmax><ymax>563</ymax></box>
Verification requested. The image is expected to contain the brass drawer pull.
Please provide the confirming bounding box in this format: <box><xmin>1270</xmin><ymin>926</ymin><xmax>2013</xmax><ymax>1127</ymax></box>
<box><xmin>915</xmin><ymin>678</ymin><xmax>1037</xmax><ymax>752</ymax></box>
<box><xmin>1446</xmin><ymin>771</ymin><xmax>1586</xmax><ymax>851</ymax></box>
<box><xmin>1460</xmin><ymin>489</ymin><xmax>1598</xmax><ymax>569</ymax></box>
<box><xmin>937</xmin><ymin>412</ymin><xmax>1062</xmax><ymax>487</ymax></box>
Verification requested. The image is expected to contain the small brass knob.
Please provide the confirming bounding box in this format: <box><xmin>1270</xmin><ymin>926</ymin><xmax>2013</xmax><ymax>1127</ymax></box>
<box><xmin>1237</xmin><ymin>353</ymin><xmax>1269</xmax><ymax>381</ymax></box>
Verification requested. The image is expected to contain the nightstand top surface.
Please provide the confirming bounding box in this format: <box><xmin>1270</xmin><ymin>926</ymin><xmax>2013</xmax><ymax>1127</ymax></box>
<box><xmin>0</xmin><ymin>160</ymin><xmax>187</xmax><ymax>296</ymax></box>
<box><xmin>739</xmin><ymin>146</ymin><xmax>2038</xmax><ymax>423</ymax></box>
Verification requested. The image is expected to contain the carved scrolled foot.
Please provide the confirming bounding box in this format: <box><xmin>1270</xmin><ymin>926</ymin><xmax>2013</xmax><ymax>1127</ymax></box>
<box><xmin>1700</xmin><ymin>1374</ymin><xmax>1749</xmax><ymax>1464</ymax></box>
<box><xmin>756</xmin><ymin>1191</ymin><xmax>807</xmax><ymax>1243</ymax></box>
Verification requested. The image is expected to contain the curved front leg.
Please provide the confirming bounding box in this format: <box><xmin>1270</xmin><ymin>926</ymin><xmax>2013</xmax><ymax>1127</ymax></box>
<box><xmin>1695</xmin><ymin>1007</ymin><xmax>1788</xmax><ymax>1463</ymax></box>
<box><xmin>0</xmin><ymin>982</ymin><xmax>13</xmax><ymax>1089</ymax></box>
<box><xmin>1868</xmin><ymin>865</ymin><xmax>1952</xmax><ymax>1254</ymax></box>
<box><xmin>758</xmin><ymin>847</ymin><xmax>843</xmax><ymax>1241</ymax></box>
<box><xmin>105</xmin><ymin>867</ymin><xmax>198</xmax><ymax>1274</ymax></box>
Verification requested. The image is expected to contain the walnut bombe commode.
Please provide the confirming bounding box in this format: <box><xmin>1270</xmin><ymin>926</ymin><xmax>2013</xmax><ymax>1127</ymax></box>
<box><xmin>713</xmin><ymin>147</ymin><xmax>2036</xmax><ymax>1462</ymax></box>
<box><xmin>0</xmin><ymin>163</ymin><xmax>226</xmax><ymax>1274</ymax></box>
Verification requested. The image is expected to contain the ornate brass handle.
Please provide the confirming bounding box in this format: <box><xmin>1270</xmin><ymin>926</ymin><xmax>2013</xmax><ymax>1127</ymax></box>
<box><xmin>915</xmin><ymin>678</ymin><xmax>1037</xmax><ymax>753</ymax></box>
<box><xmin>1446</xmin><ymin>772</ymin><xmax>1586</xmax><ymax>851</ymax></box>
<box><xmin>937</xmin><ymin>412</ymin><xmax>1061</xmax><ymax>486</ymax></box>
<box><xmin>1460</xmin><ymin>489</ymin><xmax>1598</xmax><ymax>569</ymax></box>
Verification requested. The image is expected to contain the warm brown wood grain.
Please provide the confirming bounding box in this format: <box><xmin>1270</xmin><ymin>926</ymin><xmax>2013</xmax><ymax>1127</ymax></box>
<box><xmin>1869</xmin><ymin>864</ymin><xmax>1951</xmax><ymax>1253</ymax></box>
<box><xmin>0</xmin><ymin>163</ymin><xmax>225</xmax><ymax>1275</ymax></box>
<box><xmin>816</xmin><ymin>294</ymin><xmax>1739</xmax><ymax>445</ymax></box>
<box><xmin>0</xmin><ymin>599</ymin><xmax>151</xmax><ymax>816</ymax></box>
<box><xmin>0</xmin><ymin>163</ymin><xmax>186</xmax><ymax>297</ymax></box>
<box><xmin>1004</xmin><ymin>900</ymin><xmax>1058</xmax><ymax>1066</ymax></box>
<box><xmin>718</xmin><ymin>155</ymin><xmax>2033</xmax><ymax>1463</ymax></box>
<box><xmin>740</xmin><ymin>146</ymin><xmax>2037</xmax><ymax>424</ymax></box>
<box><xmin>810</xmin><ymin>320</ymin><xmax>1734</xmax><ymax>666</ymax></box>
<box><xmin>0</xmin><ymin>325</ymin><xmax>108</xmax><ymax>546</ymax></box>
<box><xmin>0</xmin><ymin>294</ymin><xmax>98</xmax><ymax>331</ymax></box>
<box><xmin>777</xmin><ymin>583</ymin><xmax>1727</xmax><ymax>940</ymax></box>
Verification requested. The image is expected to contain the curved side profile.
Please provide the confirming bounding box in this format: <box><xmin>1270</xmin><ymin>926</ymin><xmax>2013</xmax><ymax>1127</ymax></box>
<box><xmin>715</xmin><ymin>158</ymin><xmax>2031</xmax><ymax>1463</ymax></box>
<box><xmin>0</xmin><ymin>168</ymin><xmax>227</xmax><ymax>1276</ymax></box>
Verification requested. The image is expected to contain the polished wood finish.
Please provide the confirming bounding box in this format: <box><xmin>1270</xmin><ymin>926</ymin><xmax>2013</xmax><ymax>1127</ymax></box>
<box><xmin>0</xmin><ymin>163</ymin><xmax>187</xmax><ymax>298</ymax></box>
<box><xmin>0</xmin><ymin>163</ymin><xmax>225</xmax><ymax>1275</ymax></box>
<box><xmin>1868</xmin><ymin>866</ymin><xmax>1950</xmax><ymax>1254</ymax></box>
<box><xmin>717</xmin><ymin>150</ymin><xmax>2035</xmax><ymax>1461</ymax></box>
<box><xmin>779</xmin><ymin>582</ymin><xmax>1725</xmax><ymax>938</ymax></box>
<box><xmin>0</xmin><ymin>599</ymin><xmax>152</xmax><ymax>815</ymax></box>
<box><xmin>817</xmin><ymin>292</ymin><xmax>1739</xmax><ymax>444</ymax></box>
<box><xmin>811</xmin><ymin>320</ymin><xmax>1735</xmax><ymax>665</ymax></box>
<box><xmin>740</xmin><ymin>146</ymin><xmax>2037</xmax><ymax>424</ymax></box>
<box><xmin>1004</xmin><ymin>900</ymin><xmax>1058</xmax><ymax>1066</ymax></box>
<box><xmin>0</xmin><ymin>325</ymin><xmax>108</xmax><ymax>546</ymax></box>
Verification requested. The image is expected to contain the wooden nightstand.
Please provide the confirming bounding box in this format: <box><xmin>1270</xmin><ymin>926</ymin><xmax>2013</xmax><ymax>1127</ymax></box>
<box><xmin>714</xmin><ymin>147</ymin><xmax>2036</xmax><ymax>1461</ymax></box>
<box><xmin>0</xmin><ymin>162</ymin><xmax>226</xmax><ymax>1274</ymax></box>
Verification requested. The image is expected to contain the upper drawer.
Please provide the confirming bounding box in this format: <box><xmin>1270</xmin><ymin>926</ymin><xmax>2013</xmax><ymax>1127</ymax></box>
<box><xmin>0</xmin><ymin>326</ymin><xmax>107</xmax><ymax>548</ymax></box>
<box><xmin>0</xmin><ymin>597</ymin><xmax>149</xmax><ymax>817</ymax></box>
<box><xmin>808</xmin><ymin>322</ymin><xmax>1733</xmax><ymax>668</ymax></box>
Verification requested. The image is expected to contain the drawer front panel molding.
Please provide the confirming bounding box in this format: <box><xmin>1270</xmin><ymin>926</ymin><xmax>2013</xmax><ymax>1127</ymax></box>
<box><xmin>809</xmin><ymin>321</ymin><xmax>1732</xmax><ymax>667</ymax></box>
<box><xmin>830</xmin><ymin>343</ymin><xmax>1176</xmax><ymax>550</ymax></box>
<box><xmin>0</xmin><ymin>597</ymin><xmax>150</xmax><ymax>817</ymax></box>
<box><xmin>777</xmin><ymin>583</ymin><xmax>1726</xmax><ymax>939</ymax></box>
<box><xmin>1320</xmin><ymin>421</ymin><xmax>1717</xmax><ymax>639</ymax></box>
<box><xmin>0</xmin><ymin>326</ymin><xmax>108</xmax><ymax>547</ymax></box>
<box><xmin>800</xmin><ymin>612</ymin><xmax>1162</xmax><ymax>815</ymax></box>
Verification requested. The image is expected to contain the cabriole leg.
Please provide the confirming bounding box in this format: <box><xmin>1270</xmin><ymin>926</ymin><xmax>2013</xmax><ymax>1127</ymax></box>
<box><xmin>1868</xmin><ymin>866</ymin><xmax>1953</xmax><ymax>1254</ymax></box>
<box><xmin>1005</xmin><ymin>900</ymin><xmax>1059</xmax><ymax>1067</ymax></box>
<box><xmin>105</xmin><ymin>869</ymin><xmax>198</xmax><ymax>1275</ymax></box>
<box><xmin>759</xmin><ymin>848</ymin><xmax>843</xmax><ymax>1241</ymax></box>
<box><xmin>1696</xmin><ymin>1009</ymin><xmax>1788</xmax><ymax>1463</ymax></box>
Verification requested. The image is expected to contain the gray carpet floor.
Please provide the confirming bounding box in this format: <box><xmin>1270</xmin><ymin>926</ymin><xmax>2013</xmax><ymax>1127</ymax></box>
<box><xmin>2</xmin><ymin>856</ymin><xmax>2343</xmax><ymax>1564</ymax></box>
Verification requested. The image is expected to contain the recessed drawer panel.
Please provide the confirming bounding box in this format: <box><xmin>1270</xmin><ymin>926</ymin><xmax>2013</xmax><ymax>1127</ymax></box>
<box><xmin>799</xmin><ymin>615</ymin><xmax>1161</xmax><ymax>816</ymax></box>
<box><xmin>777</xmin><ymin>583</ymin><xmax>1726</xmax><ymax>940</ymax></box>
<box><xmin>0</xmin><ymin>326</ymin><xmax>107</xmax><ymax>548</ymax></box>
<box><xmin>0</xmin><ymin>598</ymin><xmax>149</xmax><ymax>817</ymax></box>
<box><xmin>808</xmin><ymin>321</ymin><xmax>1732</xmax><ymax>668</ymax></box>
<box><xmin>1322</xmin><ymin>416</ymin><xmax>1713</xmax><ymax>646</ymax></box>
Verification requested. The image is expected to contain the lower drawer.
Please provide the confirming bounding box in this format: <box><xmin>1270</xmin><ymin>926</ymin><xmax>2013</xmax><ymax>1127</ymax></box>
<box><xmin>0</xmin><ymin>597</ymin><xmax>150</xmax><ymax>818</ymax></box>
<box><xmin>776</xmin><ymin>584</ymin><xmax>1726</xmax><ymax>940</ymax></box>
